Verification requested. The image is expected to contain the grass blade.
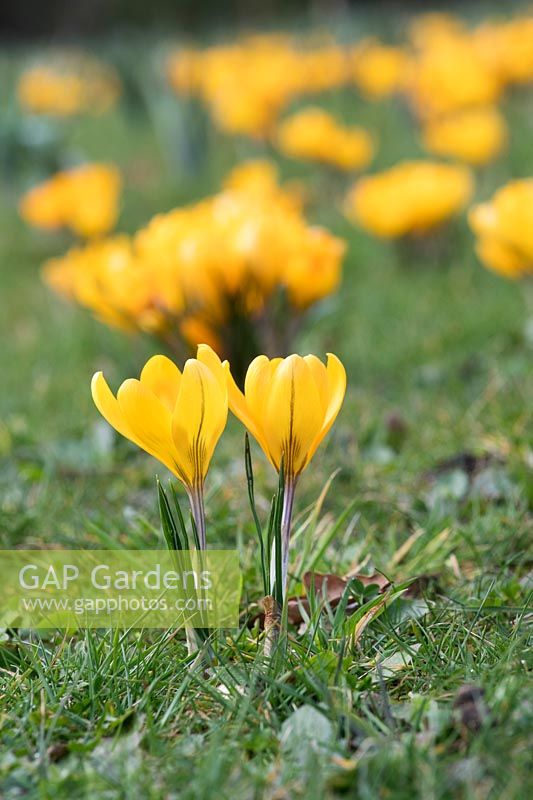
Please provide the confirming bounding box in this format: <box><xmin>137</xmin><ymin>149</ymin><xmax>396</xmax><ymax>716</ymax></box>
<box><xmin>244</xmin><ymin>433</ymin><xmax>268</xmax><ymax>595</ymax></box>
<box><xmin>157</xmin><ymin>477</ymin><xmax>184</xmax><ymax>551</ymax></box>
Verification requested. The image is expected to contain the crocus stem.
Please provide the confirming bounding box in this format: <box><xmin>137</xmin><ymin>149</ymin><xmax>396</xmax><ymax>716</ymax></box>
<box><xmin>265</xmin><ymin>479</ymin><xmax>295</xmax><ymax>658</ymax></box>
<box><xmin>188</xmin><ymin>486</ymin><xmax>206</xmax><ymax>551</ymax></box>
<box><xmin>280</xmin><ymin>479</ymin><xmax>296</xmax><ymax>601</ymax></box>
<box><xmin>185</xmin><ymin>486</ymin><xmax>206</xmax><ymax>658</ymax></box>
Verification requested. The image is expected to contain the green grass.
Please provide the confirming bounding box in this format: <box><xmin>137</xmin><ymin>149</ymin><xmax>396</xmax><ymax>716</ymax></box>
<box><xmin>1</xmin><ymin>14</ymin><xmax>532</xmax><ymax>799</ymax></box>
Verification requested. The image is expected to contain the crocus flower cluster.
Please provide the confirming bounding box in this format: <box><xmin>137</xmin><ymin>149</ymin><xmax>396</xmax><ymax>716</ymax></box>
<box><xmin>43</xmin><ymin>169</ymin><xmax>345</xmax><ymax>378</ymax></box>
<box><xmin>19</xmin><ymin>163</ymin><xmax>122</xmax><ymax>239</ymax></box>
<box><xmin>469</xmin><ymin>179</ymin><xmax>533</xmax><ymax>280</ymax></box>
<box><xmin>166</xmin><ymin>11</ymin><xmax>532</xmax><ymax>168</ymax></box>
<box><xmin>344</xmin><ymin>160</ymin><xmax>473</xmax><ymax>239</ymax></box>
<box><xmin>17</xmin><ymin>55</ymin><xmax>121</xmax><ymax>117</ymax></box>
<box><xmin>275</xmin><ymin>107</ymin><xmax>374</xmax><ymax>172</ymax></box>
<box><xmin>167</xmin><ymin>34</ymin><xmax>351</xmax><ymax>139</ymax></box>
<box><xmin>92</xmin><ymin>345</ymin><xmax>346</xmax><ymax>602</ymax></box>
<box><xmin>403</xmin><ymin>12</ymin><xmax>533</xmax><ymax>166</ymax></box>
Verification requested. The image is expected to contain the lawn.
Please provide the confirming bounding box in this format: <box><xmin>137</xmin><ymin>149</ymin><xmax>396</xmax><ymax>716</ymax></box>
<box><xmin>0</xmin><ymin>9</ymin><xmax>532</xmax><ymax>799</ymax></box>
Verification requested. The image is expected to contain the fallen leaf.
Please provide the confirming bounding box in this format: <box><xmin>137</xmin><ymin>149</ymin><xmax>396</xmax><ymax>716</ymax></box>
<box><xmin>303</xmin><ymin>571</ymin><xmax>348</xmax><ymax>600</ymax></box>
<box><xmin>288</xmin><ymin>570</ymin><xmax>389</xmax><ymax>626</ymax></box>
<box><xmin>248</xmin><ymin>571</ymin><xmax>391</xmax><ymax>628</ymax></box>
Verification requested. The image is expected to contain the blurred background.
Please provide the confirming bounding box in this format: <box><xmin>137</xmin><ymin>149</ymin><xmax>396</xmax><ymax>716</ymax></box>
<box><xmin>1</xmin><ymin>0</ymin><xmax>482</xmax><ymax>38</ymax></box>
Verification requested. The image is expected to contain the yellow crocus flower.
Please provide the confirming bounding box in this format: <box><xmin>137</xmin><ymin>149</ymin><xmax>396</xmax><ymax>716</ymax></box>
<box><xmin>276</xmin><ymin>106</ymin><xmax>374</xmax><ymax>171</ymax></box>
<box><xmin>20</xmin><ymin>163</ymin><xmax>122</xmax><ymax>239</ymax></box>
<box><xmin>472</xmin><ymin>16</ymin><xmax>533</xmax><ymax>87</ymax></box>
<box><xmin>17</xmin><ymin>68</ymin><xmax>85</xmax><ymax>116</ymax></box>
<box><xmin>421</xmin><ymin>106</ymin><xmax>507</xmax><ymax>166</ymax></box>
<box><xmin>42</xmin><ymin>236</ymin><xmax>160</xmax><ymax>333</ymax></box>
<box><xmin>405</xmin><ymin>37</ymin><xmax>501</xmax><ymax>119</ymax></box>
<box><xmin>227</xmin><ymin>352</ymin><xmax>346</xmax><ymax>598</ymax></box>
<box><xmin>17</xmin><ymin>58</ymin><xmax>121</xmax><ymax>117</ymax></box>
<box><xmin>284</xmin><ymin>227</ymin><xmax>345</xmax><ymax>310</ymax></box>
<box><xmin>227</xmin><ymin>352</ymin><xmax>346</xmax><ymax>480</ymax></box>
<box><xmin>91</xmin><ymin>345</ymin><xmax>228</xmax><ymax>548</ymax></box>
<box><xmin>345</xmin><ymin>160</ymin><xmax>473</xmax><ymax>239</ymax></box>
<box><xmin>351</xmin><ymin>39</ymin><xmax>410</xmax><ymax>99</ymax></box>
<box><xmin>468</xmin><ymin>179</ymin><xmax>533</xmax><ymax>279</ymax></box>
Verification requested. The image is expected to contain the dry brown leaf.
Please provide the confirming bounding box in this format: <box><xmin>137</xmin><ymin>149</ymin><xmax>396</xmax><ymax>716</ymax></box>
<box><xmin>286</xmin><ymin>570</ymin><xmax>390</xmax><ymax>626</ymax></box>
<box><xmin>248</xmin><ymin>570</ymin><xmax>391</xmax><ymax>628</ymax></box>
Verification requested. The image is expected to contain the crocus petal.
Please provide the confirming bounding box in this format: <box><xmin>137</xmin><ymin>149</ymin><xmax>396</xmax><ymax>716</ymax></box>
<box><xmin>227</xmin><ymin>359</ymin><xmax>271</xmax><ymax>459</ymax></box>
<box><xmin>140</xmin><ymin>355</ymin><xmax>182</xmax><ymax>413</ymax></box>
<box><xmin>245</xmin><ymin>356</ymin><xmax>284</xmax><ymax>422</ymax></box>
<box><xmin>303</xmin><ymin>354</ymin><xmax>329</xmax><ymax>416</ymax></box>
<box><xmin>263</xmin><ymin>355</ymin><xmax>324</xmax><ymax>477</ymax></box>
<box><xmin>323</xmin><ymin>353</ymin><xmax>347</xmax><ymax>431</ymax></box>
<box><xmin>244</xmin><ymin>356</ymin><xmax>274</xmax><ymax>430</ymax></box>
<box><xmin>196</xmin><ymin>344</ymin><xmax>227</xmax><ymax>399</ymax></box>
<box><xmin>117</xmin><ymin>378</ymin><xmax>184</xmax><ymax>481</ymax></box>
<box><xmin>91</xmin><ymin>371</ymin><xmax>133</xmax><ymax>441</ymax></box>
<box><xmin>172</xmin><ymin>360</ymin><xmax>228</xmax><ymax>485</ymax></box>
<box><xmin>307</xmin><ymin>353</ymin><xmax>347</xmax><ymax>463</ymax></box>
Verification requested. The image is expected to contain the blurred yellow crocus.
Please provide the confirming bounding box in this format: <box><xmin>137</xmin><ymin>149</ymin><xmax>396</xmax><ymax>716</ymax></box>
<box><xmin>407</xmin><ymin>12</ymin><xmax>467</xmax><ymax>51</ymax></box>
<box><xmin>227</xmin><ymin>352</ymin><xmax>346</xmax><ymax>598</ymax></box>
<box><xmin>421</xmin><ymin>106</ymin><xmax>507</xmax><ymax>166</ymax></box>
<box><xmin>223</xmin><ymin>159</ymin><xmax>281</xmax><ymax>194</ymax></box>
<box><xmin>222</xmin><ymin>158</ymin><xmax>304</xmax><ymax>212</ymax></box>
<box><xmin>405</xmin><ymin>35</ymin><xmax>501</xmax><ymax>119</ymax></box>
<box><xmin>20</xmin><ymin>163</ymin><xmax>122</xmax><ymax>238</ymax></box>
<box><xmin>472</xmin><ymin>16</ymin><xmax>533</xmax><ymax>87</ymax></box>
<box><xmin>469</xmin><ymin>179</ymin><xmax>533</xmax><ymax>279</ymax></box>
<box><xmin>17</xmin><ymin>58</ymin><xmax>121</xmax><ymax>117</ymax></box>
<box><xmin>42</xmin><ymin>235</ymin><xmax>162</xmax><ymax>334</ymax></box>
<box><xmin>166</xmin><ymin>34</ymin><xmax>350</xmax><ymax>139</ymax></box>
<box><xmin>351</xmin><ymin>39</ymin><xmax>410</xmax><ymax>99</ymax></box>
<box><xmin>17</xmin><ymin>68</ymin><xmax>85</xmax><ymax>116</ymax></box>
<box><xmin>284</xmin><ymin>227</ymin><xmax>345</xmax><ymax>309</ymax></box>
<box><xmin>345</xmin><ymin>160</ymin><xmax>473</xmax><ymax>238</ymax></box>
<box><xmin>91</xmin><ymin>345</ymin><xmax>228</xmax><ymax>548</ymax></box>
<box><xmin>276</xmin><ymin>107</ymin><xmax>374</xmax><ymax>171</ymax></box>
<box><xmin>43</xmin><ymin>176</ymin><xmax>345</xmax><ymax>381</ymax></box>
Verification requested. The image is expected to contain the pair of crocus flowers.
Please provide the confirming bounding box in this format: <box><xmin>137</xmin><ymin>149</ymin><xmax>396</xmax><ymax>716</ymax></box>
<box><xmin>91</xmin><ymin>345</ymin><xmax>346</xmax><ymax>598</ymax></box>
